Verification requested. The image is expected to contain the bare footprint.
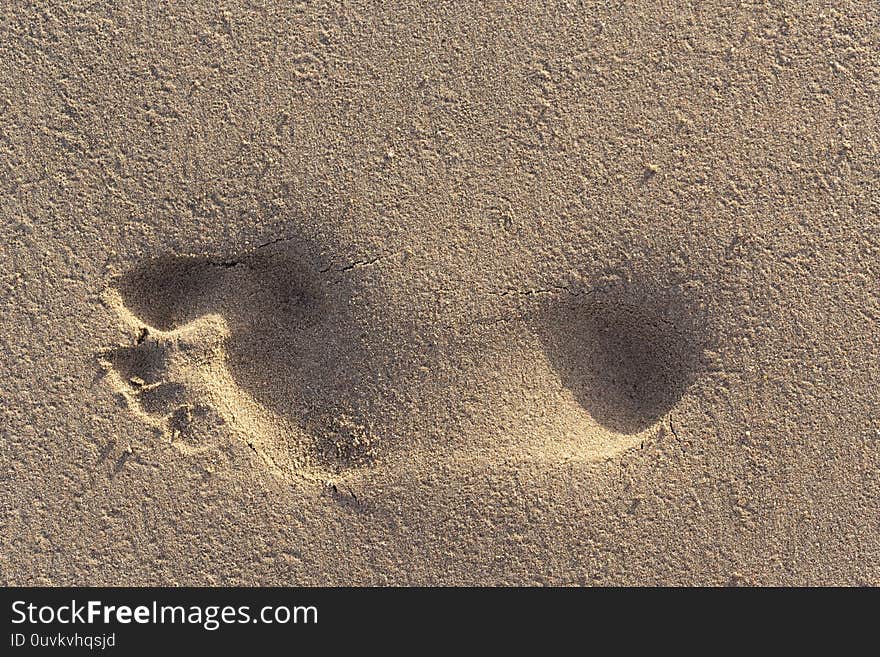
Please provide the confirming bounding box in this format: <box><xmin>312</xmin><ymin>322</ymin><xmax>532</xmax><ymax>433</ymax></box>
<box><xmin>101</xmin><ymin>234</ymin><xmax>712</xmax><ymax>477</ymax></box>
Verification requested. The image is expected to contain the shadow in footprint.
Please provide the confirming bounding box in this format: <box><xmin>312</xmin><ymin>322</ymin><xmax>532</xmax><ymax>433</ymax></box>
<box><xmin>538</xmin><ymin>268</ymin><xmax>710</xmax><ymax>434</ymax></box>
<box><xmin>114</xmin><ymin>256</ymin><xmax>229</xmax><ymax>331</ymax></box>
<box><xmin>111</xmin><ymin>237</ymin><xmax>392</xmax><ymax>466</ymax></box>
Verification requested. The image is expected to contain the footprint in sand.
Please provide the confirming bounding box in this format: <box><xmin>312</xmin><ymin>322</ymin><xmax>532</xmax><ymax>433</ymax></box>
<box><xmin>100</xmin><ymin>235</ymin><xmax>710</xmax><ymax>477</ymax></box>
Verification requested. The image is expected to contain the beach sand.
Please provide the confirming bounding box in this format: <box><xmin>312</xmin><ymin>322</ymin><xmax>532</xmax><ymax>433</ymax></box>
<box><xmin>2</xmin><ymin>1</ymin><xmax>878</xmax><ymax>584</ymax></box>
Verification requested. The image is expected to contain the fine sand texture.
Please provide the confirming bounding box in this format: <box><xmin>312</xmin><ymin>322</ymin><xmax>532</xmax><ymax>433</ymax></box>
<box><xmin>2</xmin><ymin>1</ymin><xmax>879</xmax><ymax>585</ymax></box>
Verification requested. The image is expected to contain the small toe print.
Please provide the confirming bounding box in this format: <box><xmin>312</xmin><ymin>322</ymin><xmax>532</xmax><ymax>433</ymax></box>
<box><xmin>99</xmin><ymin>332</ymin><xmax>215</xmax><ymax>449</ymax></box>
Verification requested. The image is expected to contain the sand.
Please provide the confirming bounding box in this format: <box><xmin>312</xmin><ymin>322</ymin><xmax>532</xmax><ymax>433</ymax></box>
<box><xmin>1</xmin><ymin>1</ymin><xmax>878</xmax><ymax>585</ymax></box>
